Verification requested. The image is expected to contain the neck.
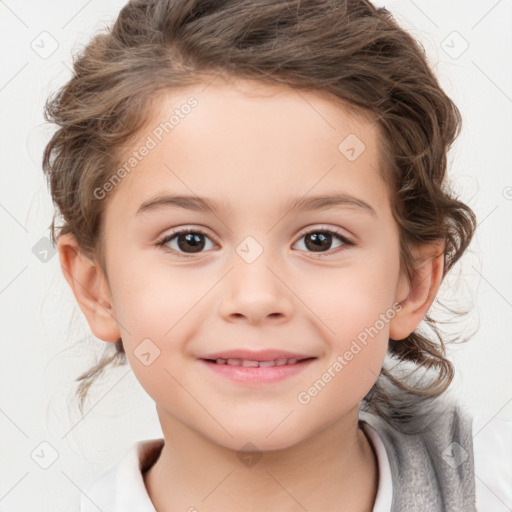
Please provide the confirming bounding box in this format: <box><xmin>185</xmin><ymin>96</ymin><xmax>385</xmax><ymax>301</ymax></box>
<box><xmin>144</xmin><ymin>406</ymin><xmax>378</xmax><ymax>512</ymax></box>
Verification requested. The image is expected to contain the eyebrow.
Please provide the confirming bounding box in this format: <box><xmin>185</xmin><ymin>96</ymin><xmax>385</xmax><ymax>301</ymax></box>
<box><xmin>136</xmin><ymin>192</ymin><xmax>377</xmax><ymax>218</ymax></box>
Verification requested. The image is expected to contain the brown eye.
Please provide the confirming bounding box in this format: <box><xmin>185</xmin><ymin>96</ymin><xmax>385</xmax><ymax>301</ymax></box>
<box><xmin>174</xmin><ymin>232</ymin><xmax>206</xmax><ymax>253</ymax></box>
<box><xmin>156</xmin><ymin>228</ymin><xmax>215</xmax><ymax>256</ymax></box>
<box><xmin>304</xmin><ymin>232</ymin><xmax>334</xmax><ymax>252</ymax></box>
<box><xmin>294</xmin><ymin>228</ymin><xmax>353</xmax><ymax>256</ymax></box>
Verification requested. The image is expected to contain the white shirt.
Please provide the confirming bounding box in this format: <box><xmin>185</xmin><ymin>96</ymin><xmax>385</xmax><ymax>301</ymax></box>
<box><xmin>80</xmin><ymin>415</ymin><xmax>512</xmax><ymax>511</ymax></box>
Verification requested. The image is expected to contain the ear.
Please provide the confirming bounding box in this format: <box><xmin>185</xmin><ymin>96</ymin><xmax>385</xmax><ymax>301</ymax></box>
<box><xmin>389</xmin><ymin>240</ymin><xmax>445</xmax><ymax>341</ymax></box>
<box><xmin>57</xmin><ymin>233</ymin><xmax>121</xmax><ymax>342</ymax></box>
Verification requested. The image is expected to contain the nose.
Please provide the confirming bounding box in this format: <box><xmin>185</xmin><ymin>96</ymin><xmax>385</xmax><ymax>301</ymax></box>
<box><xmin>217</xmin><ymin>252</ymin><xmax>294</xmax><ymax>325</ymax></box>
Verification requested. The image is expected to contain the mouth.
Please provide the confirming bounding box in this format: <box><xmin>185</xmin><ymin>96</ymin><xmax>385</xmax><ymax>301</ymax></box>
<box><xmin>200</xmin><ymin>356</ymin><xmax>316</xmax><ymax>368</ymax></box>
<box><xmin>198</xmin><ymin>355</ymin><xmax>318</xmax><ymax>384</ymax></box>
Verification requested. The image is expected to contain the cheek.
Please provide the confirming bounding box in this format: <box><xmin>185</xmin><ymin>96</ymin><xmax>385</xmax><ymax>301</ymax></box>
<box><xmin>294</xmin><ymin>271</ymin><xmax>394</xmax><ymax>416</ymax></box>
<box><xmin>109</xmin><ymin>256</ymin><xmax>215</xmax><ymax>338</ymax></box>
<box><xmin>297</xmin><ymin>247</ymin><xmax>399</xmax><ymax>381</ymax></box>
<box><xmin>107</xmin><ymin>259</ymin><xmax>217</xmax><ymax>388</ymax></box>
<box><xmin>302</xmin><ymin>249</ymin><xmax>400</xmax><ymax>336</ymax></box>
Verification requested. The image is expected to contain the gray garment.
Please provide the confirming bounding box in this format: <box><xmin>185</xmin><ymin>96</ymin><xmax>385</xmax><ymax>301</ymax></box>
<box><xmin>359</xmin><ymin>393</ymin><xmax>476</xmax><ymax>512</ymax></box>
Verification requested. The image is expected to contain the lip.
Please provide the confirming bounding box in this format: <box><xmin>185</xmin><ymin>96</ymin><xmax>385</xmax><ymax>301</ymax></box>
<box><xmin>198</xmin><ymin>349</ymin><xmax>314</xmax><ymax>362</ymax></box>
<box><xmin>198</xmin><ymin>351</ymin><xmax>317</xmax><ymax>385</ymax></box>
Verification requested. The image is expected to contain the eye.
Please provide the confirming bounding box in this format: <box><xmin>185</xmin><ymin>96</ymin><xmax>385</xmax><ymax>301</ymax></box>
<box><xmin>293</xmin><ymin>227</ymin><xmax>354</xmax><ymax>256</ymax></box>
<box><xmin>155</xmin><ymin>227</ymin><xmax>216</xmax><ymax>257</ymax></box>
<box><xmin>155</xmin><ymin>226</ymin><xmax>354</xmax><ymax>258</ymax></box>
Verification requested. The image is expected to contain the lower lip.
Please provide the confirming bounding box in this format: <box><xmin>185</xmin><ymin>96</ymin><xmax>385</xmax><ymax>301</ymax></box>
<box><xmin>198</xmin><ymin>358</ymin><xmax>316</xmax><ymax>384</ymax></box>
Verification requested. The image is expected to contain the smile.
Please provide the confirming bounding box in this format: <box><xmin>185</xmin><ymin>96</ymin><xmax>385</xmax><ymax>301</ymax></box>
<box><xmin>199</xmin><ymin>357</ymin><xmax>317</xmax><ymax>384</ymax></box>
<box><xmin>203</xmin><ymin>357</ymin><xmax>314</xmax><ymax>367</ymax></box>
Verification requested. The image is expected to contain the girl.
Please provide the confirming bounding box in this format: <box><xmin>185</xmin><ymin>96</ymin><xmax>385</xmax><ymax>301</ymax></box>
<box><xmin>42</xmin><ymin>0</ymin><xmax>510</xmax><ymax>510</ymax></box>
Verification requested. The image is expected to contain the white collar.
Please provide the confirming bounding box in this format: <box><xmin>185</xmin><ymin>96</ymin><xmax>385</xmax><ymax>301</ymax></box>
<box><xmin>80</xmin><ymin>429</ymin><xmax>393</xmax><ymax>512</ymax></box>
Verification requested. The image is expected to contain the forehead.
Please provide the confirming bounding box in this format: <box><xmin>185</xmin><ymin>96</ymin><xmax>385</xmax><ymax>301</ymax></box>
<box><xmin>105</xmin><ymin>77</ymin><xmax>388</xmax><ymax>221</ymax></box>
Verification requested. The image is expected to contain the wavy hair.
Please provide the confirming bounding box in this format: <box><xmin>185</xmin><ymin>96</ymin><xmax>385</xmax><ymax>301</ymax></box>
<box><xmin>42</xmin><ymin>0</ymin><xmax>477</xmax><ymax>420</ymax></box>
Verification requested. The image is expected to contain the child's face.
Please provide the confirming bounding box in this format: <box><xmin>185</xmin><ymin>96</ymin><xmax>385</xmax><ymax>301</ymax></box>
<box><xmin>84</xmin><ymin>77</ymin><xmax>413</xmax><ymax>449</ymax></box>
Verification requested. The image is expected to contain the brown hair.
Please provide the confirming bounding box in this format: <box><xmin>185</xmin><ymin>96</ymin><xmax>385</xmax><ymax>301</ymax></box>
<box><xmin>42</xmin><ymin>0</ymin><xmax>477</xmax><ymax>420</ymax></box>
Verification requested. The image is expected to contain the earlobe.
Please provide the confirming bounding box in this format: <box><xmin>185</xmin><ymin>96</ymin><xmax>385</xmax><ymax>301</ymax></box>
<box><xmin>389</xmin><ymin>241</ymin><xmax>445</xmax><ymax>341</ymax></box>
<box><xmin>57</xmin><ymin>233</ymin><xmax>121</xmax><ymax>342</ymax></box>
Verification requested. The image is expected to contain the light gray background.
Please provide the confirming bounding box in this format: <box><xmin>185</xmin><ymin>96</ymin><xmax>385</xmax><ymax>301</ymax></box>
<box><xmin>1</xmin><ymin>1</ymin><xmax>511</xmax><ymax>510</ymax></box>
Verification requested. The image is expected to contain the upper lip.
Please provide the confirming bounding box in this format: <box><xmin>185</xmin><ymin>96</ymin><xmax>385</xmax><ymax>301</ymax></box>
<box><xmin>199</xmin><ymin>349</ymin><xmax>316</xmax><ymax>362</ymax></box>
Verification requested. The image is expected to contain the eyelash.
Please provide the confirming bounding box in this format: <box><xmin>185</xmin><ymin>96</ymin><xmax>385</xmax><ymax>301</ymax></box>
<box><xmin>155</xmin><ymin>226</ymin><xmax>355</xmax><ymax>258</ymax></box>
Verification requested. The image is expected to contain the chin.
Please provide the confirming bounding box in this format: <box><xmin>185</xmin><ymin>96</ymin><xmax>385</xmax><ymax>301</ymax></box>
<box><xmin>209</xmin><ymin>425</ymin><xmax>308</xmax><ymax>453</ymax></box>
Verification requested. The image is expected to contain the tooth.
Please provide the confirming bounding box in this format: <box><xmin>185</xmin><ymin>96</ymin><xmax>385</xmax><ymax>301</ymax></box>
<box><xmin>258</xmin><ymin>360</ymin><xmax>276</xmax><ymax>368</ymax></box>
<box><xmin>214</xmin><ymin>358</ymin><xmax>302</xmax><ymax>367</ymax></box>
<box><xmin>241</xmin><ymin>360</ymin><xmax>259</xmax><ymax>367</ymax></box>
